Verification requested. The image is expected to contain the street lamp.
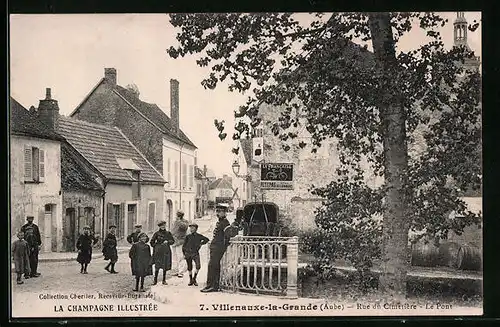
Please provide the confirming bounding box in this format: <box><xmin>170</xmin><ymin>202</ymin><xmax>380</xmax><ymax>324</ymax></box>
<box><xmin>232</xmin><ymin>159</ymin><xmax>251</xmax><ymax>182</ymax></box>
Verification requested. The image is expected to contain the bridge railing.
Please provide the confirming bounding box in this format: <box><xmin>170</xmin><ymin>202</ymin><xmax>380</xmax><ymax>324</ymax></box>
<box><xmin>220</xmin><ymin>235</ymin><xmax>299</xmax><ymax>298</ymax></box>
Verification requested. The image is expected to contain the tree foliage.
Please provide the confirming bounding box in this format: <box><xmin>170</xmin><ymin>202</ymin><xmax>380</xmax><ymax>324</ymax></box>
<box><xmin>167</xmin><ymin>12</ymin><xmax>482</xmax><ymax>294</ymax></box>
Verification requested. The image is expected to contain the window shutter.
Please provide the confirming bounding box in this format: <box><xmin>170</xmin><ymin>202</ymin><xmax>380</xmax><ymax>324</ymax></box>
<box><xmin>24</xmin><ymin>145</ymin><xmax>33</xmax><ymax>181</ymax></box>
<box><xmin>39</xmin><ymin>149</ymin><xmax>45</xmax><ymax>182</ymax></box>
<box><xmin>106</xmin><ymin>203</ymin><xmax>114</xmax><ymax>230</ymax></box>
<box><xmin>167</xmin><ymin>158</ymin><xmax>171</xmax><ymax>186</ymax></box>
<box><xmin>119</xmin><ymin>202</ymin><xmax>126</xmax><ymax>239</ymax></box>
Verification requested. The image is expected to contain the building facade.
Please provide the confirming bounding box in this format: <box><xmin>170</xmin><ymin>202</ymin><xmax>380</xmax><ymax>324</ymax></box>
<box><xmin>208</xmin><ymin>175</ymin><xmax>235</xmax><ymax>209</ymax></box>
<box><xmin>10</xmin><ymin>97</ymin><xmax>65</xmax><ymax>253</ymax></box>
<box><xmin>69</xmin><ymin>68</ymin><xmax>197</xmax><ymax>226</ymax></box>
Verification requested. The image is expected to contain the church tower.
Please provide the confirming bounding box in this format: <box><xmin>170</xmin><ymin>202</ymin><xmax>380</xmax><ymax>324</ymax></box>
<box><xmin>453</xmin><ymin>12</ymin><xmax>480</xmax><ymax>71</ymax></box>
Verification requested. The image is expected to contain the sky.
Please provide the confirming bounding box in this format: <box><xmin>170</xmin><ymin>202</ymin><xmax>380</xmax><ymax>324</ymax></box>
<box><xmin>9</xmin><ymin>12</ymin><xmax>481</xmax><ymax>177</ymax></box>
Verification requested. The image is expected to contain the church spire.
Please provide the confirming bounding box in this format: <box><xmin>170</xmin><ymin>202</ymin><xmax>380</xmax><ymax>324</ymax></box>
<box><xmin>454</xmin><ymin>12</ymin><xmax>469</xmax><ymax>48</ymax></box>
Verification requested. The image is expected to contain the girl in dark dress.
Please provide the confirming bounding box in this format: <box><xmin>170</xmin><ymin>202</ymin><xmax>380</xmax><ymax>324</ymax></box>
<box><xmin>102</xmin><ymin>225</ymin><xmax>118</xmax><ymax>274</ymax></box>
<box><xmin>12</xmin><ymin>231</ymin><xmax>30</xmax><ymax>284</ymax></box>
<box><xmin>150</xmin><ymin>221</ymin><xmax>175</xmax><ymax>285</ymax></box>
<box><xmin>129</xmin><ymin>233</ymin><xmax>153</xmax><ymax>292</ymax></box>
<box><xmin>76</xmin><ymin>226</ymin><xmax>98</xmax><ymax>274</ymax></box>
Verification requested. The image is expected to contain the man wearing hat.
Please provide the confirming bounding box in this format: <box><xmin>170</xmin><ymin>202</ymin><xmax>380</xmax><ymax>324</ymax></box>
<box><xmin>201</xmin><ymin>203</ymin><xmax>232</xmax><ymax>292</ymax></box>
<box><xmin>172</xmin><ymin>211</ymin><xmax>189</xmax><ymax>278</ymax></box>
<box><xmin>21</xmin><ymin>216</ymin><xmax>42</xmax><ymax>277</ymax></box>
<box><xmin>182</xmin><ymin>223</ymin><xmax>209</xmax><ymax>286</ymax></box>
<box><xmin>102</xmin><ymin>225</ymin><xmax>119</xmax><ymax>274</ymax></box>
<box><xmin>127</xmin><ymin>223</ymin><xmax>149</xmax><ymax>244</ymax></box>
<box><xmin>150</xmin><ymin>221</ymin><xmax>175</xmax><ymax>285</ymax></box>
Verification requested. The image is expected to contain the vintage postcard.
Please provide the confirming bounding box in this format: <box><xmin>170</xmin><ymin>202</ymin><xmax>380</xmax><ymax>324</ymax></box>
<box><xmin>9</xmin><ymin>12</ymin><xmax>482</xmax><ymax>319</ymax></box>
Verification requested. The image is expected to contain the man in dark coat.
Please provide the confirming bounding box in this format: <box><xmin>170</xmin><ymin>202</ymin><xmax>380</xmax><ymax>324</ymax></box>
<box><xmin>76</xmin><ymin>226</ymin><xmax>98</xmax><ymax>274</ymax></box>
<box><xmin>182</xmin><ymin>223</ymin><xmax>209</xmax><ymax>286</ymax></box>
<box><xmin>21</xmin><ymin>216</ymin><xmax>41</xmax><ymax>277</ymax></box>
<box><xmin>201</xmin><ymin>203</ymin><xmax>232</xmax><ymax>293</ymax></box>
<box><xmin>129</xmin><ymin>232</ymin><xmax>153</xmax><ymax>292</ymax></box>
<box><xmin>127</xmin><ymin>223</ymin><xmax>149</xmax><ymax>244</ymax></box>
<box><xmin>150</xmin><ymin>221</ymin><xmax>175</xmax><ymax>285</ymax></box>
<box><xmin>102</xmin><ymin>225</ymin><xmax>119</xmax><ymax>274</ymax></box>
<box><xmin>12</xmin><ymin>231</ymin><xmax>31</xmax><ymax>284</ymax></box>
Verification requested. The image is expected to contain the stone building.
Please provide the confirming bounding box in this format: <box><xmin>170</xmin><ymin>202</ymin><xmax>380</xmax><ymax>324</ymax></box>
<box><xmin>195</xmin><ymin>165</ymin><xmax>209</xmax><ymax>218</ymax></box>
<box><xmin>69</xmin><ymin>68</ymin><xmax>197</xmax><ymax>224</ymax></box>
<box><xmin>10</xmin><ymin>96</ymin><xmax>65</xmax><ymax>253</ymax></box>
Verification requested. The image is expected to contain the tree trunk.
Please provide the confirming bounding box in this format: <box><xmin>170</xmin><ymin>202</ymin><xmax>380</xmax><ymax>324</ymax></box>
<box><xmin>368</xmin><ymin>13</ymin><xmax>410</xmax><ymax>298</ymax></box>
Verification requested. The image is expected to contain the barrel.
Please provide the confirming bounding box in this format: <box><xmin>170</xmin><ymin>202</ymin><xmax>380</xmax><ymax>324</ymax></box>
<box><xmin>411</xmin><ymin>243</ymin><xmax>440</xmax><ymax>267</ymax></box>
<box><xmin>437</xmin><ymin>242</ymin><xmax>461</xmax><ymax>268</ymax></box>
<box><xmin>457</xmin><ymin>245</ymin><xmax>482</xmax><ymax>271</ymax></box>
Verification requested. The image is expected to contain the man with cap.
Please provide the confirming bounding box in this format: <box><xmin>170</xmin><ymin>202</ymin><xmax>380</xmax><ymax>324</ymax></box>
<box><xmin>201</xmin><ymin>203</ymin><xmax>232</xmax><ymax>292</ymax></box>
<box><xmin>102</xmin><ymin>225</ymin><xmax>119</xmax><ymax>274</ymax></box>
<box><xmin>21</xmin><ymin>216</ymin><xmax>42</xmax><ymax>277</ymax></box>
<box><xmin>127</xmin><ymin>223</ymin><xmax>149</xmax><ymax>244</ymax></box>
<box><xmin>172</xmin><ymin>211</ymin><xmax>189</xmax><ymax>278</ymax></box>
<box><xmin>150</xmin><ymin>221</ymin><xmax>175</xmax><ymax>285</ymax></box>
<box><xmin>182</xmin><ymin>223</ymin><xmax>209</xmax><ymax>286</ymax></box>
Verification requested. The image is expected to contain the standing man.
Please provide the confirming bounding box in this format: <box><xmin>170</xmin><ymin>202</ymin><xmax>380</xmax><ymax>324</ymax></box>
<box><xmin>171</xmin><ymin>211</ymin><xmax>189</xmax><ymax>278</ymax></box>
<box><xmin>201</xmin><ymin>203</ymin><xmax>231</xmax><ymax>293</ymax></box>
<box><xmin>21</xmin><ymin>216</ymin><xmax>41</xmax><ymax>277</ymax></box>
<box><xmin>127</xmin><ymin>223</ymin><xmax>149</xmax><ymax>244</ymax></box>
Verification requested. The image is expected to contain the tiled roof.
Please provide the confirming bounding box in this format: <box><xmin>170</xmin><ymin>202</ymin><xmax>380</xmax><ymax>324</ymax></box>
<box><xmin>240</xmin><ymin>139</ymin><xmax>253</xmax><ymax>165</ymax></box>
<box><xmin>114</xmin><ymin>85</ymin><xmax>197</xmax><ymax>148</ymax></box>
<box><xmin>58</xmin><ymin>116</ymin><xmax>165</xmax><ymax>184</ymax></box>
<box><xmin>10</xmin><ymin>97</ymin><xmax>64</xmax><ymax>141</ymax></box>
<box><xmin>209</xmin><ymin>177</ymin><xmax>233</xmax><ymax>190</ymax></box>
<box><xmin>61</xmin><ymin>143</ymin><xmax>104</xmax><ymax>192</ymax></box>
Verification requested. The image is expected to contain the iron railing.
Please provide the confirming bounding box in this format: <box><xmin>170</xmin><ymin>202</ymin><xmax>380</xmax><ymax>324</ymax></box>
<box><xmin>220</xmin><ymin>235</ymin><xmax>299</xmax><ymax>298</ymax></box>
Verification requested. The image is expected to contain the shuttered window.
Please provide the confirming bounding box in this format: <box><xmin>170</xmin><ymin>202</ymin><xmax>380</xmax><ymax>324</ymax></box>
<box><xmin>167</xmin><ymin>158</ymin><xmax>171</xmax><ymax>187</ymax></box>
<box><xmin>174</xmin><ymin>161</ymin><xmax>178</xmax><ymax>189</ymax></box>
<box><xmin>182</xmin><ymin>162</ymin><xmax>187</xmax><ymax>189</ymax></box>
<box><xmin>189</xmin><ymin>165</ymin><xmax>194</xmax><ymax>189</ymax></box>
<box><xmin>24</xmin><ymin>145</ymin><xmax>45</xmax><ymax>183</ymax></box>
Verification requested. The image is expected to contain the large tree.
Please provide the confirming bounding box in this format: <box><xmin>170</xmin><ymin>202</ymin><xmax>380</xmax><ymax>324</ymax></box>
<box><xmin>167</xmin><ymin>12</ymin><xmax>482</xmax><ymax>297</ymax></box>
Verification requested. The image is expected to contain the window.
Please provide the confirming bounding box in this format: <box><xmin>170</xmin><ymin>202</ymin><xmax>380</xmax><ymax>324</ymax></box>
<box><xmin>148</xmin><ymin>202</ymin><xmax>156</xmax><ymax>231</ymax></box>
<box><xmin>131</xmin><ymin>170</ymin><xmax>141</xmax><ymax>200</ymax></box>
<box><xmin>189</xmin><ymin>165</ymin><xmax>194</xmax><ymax>189</ymax></box>
<box><xmin>112</xmin><ymin>204</ymin><xmax>122</xmax><ymax>238</ymax></box>
<box><xmin>167</xmin><ymin>158</ymin><xmax>171</xmax><ymax>187</ymax></box>
<box><xmin>188</xmin><ymin>201</ymin><xmax>191</xmax><ymax>219</ymax></box>
<box><xmin>174</xmin><ymin>161</ymin><xmax>178</xmax><ymax>188</ymax></box>
<box><xmin>197</xmin><ymin>184</ymin><xmax>201</xmax><ymax>196</ymax></box>
<box><xmin>24</xmin><ymin>145</ymin><xmax>45</xmax><ymax>183</ymax></box>
<box><xmin>253</xmin><ymin>127</ymin><xmax>263</xmax><ymax>138</ymax></box>
<box><xmin>182</xmin><ymin>162</ymin><xmax>187</xmax><ymax>189</ymax></box>
<box><xmin>243</xmin><ymin>182</ymin><xmax>246</xmax><ymax>193</ymax></box>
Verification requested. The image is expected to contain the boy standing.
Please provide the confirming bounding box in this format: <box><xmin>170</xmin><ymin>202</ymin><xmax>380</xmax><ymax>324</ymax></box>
<box><xmin>129</xmin><ymin>233</ymin><xmax>153</xmax><ymax>292</ymax></box>
<box><xmin>12</xmin><ymin>231</ymin><xmax>30</xmax><ymax>284</ymax></box>
<box><xmin>76</xmin><ymin>226</ymin><xmax>98</xmax><ymax>274</ymax></box>
<box><xmin>102</xmin><ymin>225</ymin><xmax>119</xmax><ymax>274</ymax></box>
<box><xmin>182</xmin><ymin>223</ymin><xmax>209</xmax><ymax>286</ymax></box>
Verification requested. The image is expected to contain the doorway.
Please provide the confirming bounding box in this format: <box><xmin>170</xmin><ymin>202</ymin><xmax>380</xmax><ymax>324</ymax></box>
<box><xmin>40</xmin><ymin>204</ymin><xmax>57</xmax><ymax>253</ymax></box>
<box><xmin>64</xmin><ymin>208</ymin><xmax>76</xmax><ymax>252</ymax></box>
<box><xmin>127</xmin><ymin>204</ymin><xmax>137</xmax><ymax>236</ymax></box>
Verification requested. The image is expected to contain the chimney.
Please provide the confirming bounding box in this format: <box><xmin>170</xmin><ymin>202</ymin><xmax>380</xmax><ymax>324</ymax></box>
<box><xmin>170</xmin><ymin>79</ymin><xmax>180</xmax><ymax>135</ymax></box>
<box><xmin>104</xmin><ymin>68</ymin><xmax>117</xmax><ymax>86</ymax></box>
<box><xmin>38</xmin><ymin>88</ymin><xmax>59</xmax><ymax>131</ymax></box>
